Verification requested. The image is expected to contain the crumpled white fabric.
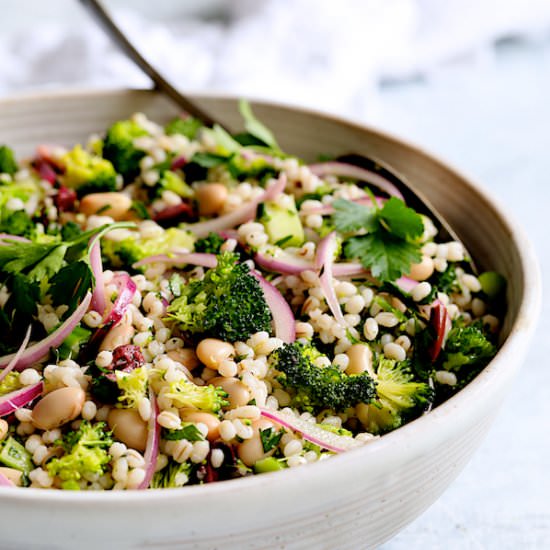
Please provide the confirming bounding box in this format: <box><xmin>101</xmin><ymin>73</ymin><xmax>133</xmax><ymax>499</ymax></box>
<box><xmin>0</xmin><ymin>0</ymin><xmax>549</xmax><ymax>118</ymax></box>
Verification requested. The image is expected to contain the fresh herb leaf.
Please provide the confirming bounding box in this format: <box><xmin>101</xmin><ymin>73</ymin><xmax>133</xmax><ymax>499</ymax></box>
<box><xmin>333</xmin><ymin>198</ymin><xmax>377</xmax><ymax>233</ymax></box>
<box><xmin>0</xmin><ymin>145</ymin><xmax>18</xmax><ymax>175</ymax></box>
<box><xmin>378</xmin><ymin>197</ymin><xmax>424</xmax><ymax>240</ymax></box>
<box><xmin>259</xmin><ymin>427</ymin><xmax>283</xmax><ymax>452</ymax></box>
<box><xmin>344</xmin><ymin>232</ymin><xmax>422</xmax><ymax>282</ymax></box>
<box><xmin>163</xmin><ymin>424</ymin><xmax>204</xmax><ymax>442</ymax></box>
<box><xmin>335</xmin><ymin>198</ymin><xmax>423</xmax><ymax>282</ymax></box>
<box><xmin>130</xmin><ymin>200</ymin><xmax>150</xmax><ymax>220</ymax></box>
<box><xmin>49</xmin><ymin>260</ymin><xmax>93</xmax><ymax>316</ymax></box>
<box><xmin>190</xmin><ymin>152</ymin><xmax>229</xmax><ymax>168</ymax></box>
<box><xmin>239</xmin><ymin>100</ymin><xmax>281</xmax><ymax>152</ymax></box>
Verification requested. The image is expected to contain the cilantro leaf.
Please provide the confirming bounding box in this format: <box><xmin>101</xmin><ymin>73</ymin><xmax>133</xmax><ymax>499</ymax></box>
<box><xmin>259</xmin><ymin>427</ymin><xmax>283</xmax><ymax>452</ymax></box>
<box><xmin>344</xmin><ymin>232</ymin><xmax>422</xmax><ymax>282</ymax></box>
<box><xmin>378</xmin><ymin>197</ymin><xmax>424</xmax><ymax>239</ymax></box>
<box><xmin>163</xmin><ymin>424</ymin><xmax>204</xmax><ymax>442</ymax></box>
<box><xmin>333</xmin><ymin>198</ymin><xmax>377</xmax><ymax>233</ymax></box>
<box><xmin>239</xmin><ymin>100</ymin><xmax>281</xmax><ymax>152</ymax></box>
<box><xmin>49</xmin><ymin>260</ymin><xmax>93</xmax><ymax>316</ymax></box>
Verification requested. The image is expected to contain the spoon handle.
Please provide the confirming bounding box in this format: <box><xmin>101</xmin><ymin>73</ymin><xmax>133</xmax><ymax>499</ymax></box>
<box><xmin>79</xmin><ymin>0</ymin><xmax>216</xmax><ymax>126</ymax></box>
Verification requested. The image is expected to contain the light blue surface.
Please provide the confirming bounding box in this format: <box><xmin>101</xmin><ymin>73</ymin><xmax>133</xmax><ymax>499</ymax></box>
<box><xmin>371</xmin><ymin>39</ymin><xmax>550</xmax><ymax>549</ymax></box>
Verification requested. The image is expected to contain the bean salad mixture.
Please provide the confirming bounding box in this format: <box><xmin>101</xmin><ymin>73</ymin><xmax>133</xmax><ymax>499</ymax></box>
<box><xmin>0</xmin><ymin>102</ymin><xmax>505</xmax><ymax>490</ymax></box>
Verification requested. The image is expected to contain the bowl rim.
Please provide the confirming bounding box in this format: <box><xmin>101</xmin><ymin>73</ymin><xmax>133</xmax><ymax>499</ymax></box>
<box><xmin>0</xmin><ymin>87</ymin><xmax>541</xmax><ymax>505</ymax></box>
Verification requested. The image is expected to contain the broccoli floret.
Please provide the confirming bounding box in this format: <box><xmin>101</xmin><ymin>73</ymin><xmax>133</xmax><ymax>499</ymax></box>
<box><xmin>193</xmin><ymin>232</ymin><xmax>225</xmax><ymax>254</ymax></box>
<box><xmin>115</xmin><ymin>367</ymin><xmax>148</xmax><ymax>408</ymax></box>
<box><xmin>0</xmin><ymin>178</ymin><xmax>42</xmax><ymax>212</ymax></box>
<box><xmin>442</xmin><ymin>323</ymin><xmax>496</xmax><ymax>374</ymax></box>
<box><xmin>271</xmin><ymin>342</ymin><xmax>377</xmax><ymax>413</ymax></box>
<box><xmin>0</xmin><ymin>372</ymin><xmax>21</xmax><ymax>396</ymax></box>
<box><xmin>165</xmin><ymin>117</ymin><xmax>203</xmax><ymax>140</ymax></box>
<box><xmin>151</xmin><ymin>459</ymin><xmax>192</xmax><ymax>488</ymax></box>
<box><xmin>153</xmin><ymin>370</ymin><xmax>228</xmax><ymax>413</ymax></box>
<box><xmin>103</xmin><ymin>119</ymin><xmax>149</xmax><ymax>182</ymax></box>
<box><xmin>103</xmin><ymin>227</ymin><xmax>195</xmax><ymax>268</ymax></box>
<box><xmin>158</xmin><ymin>171</ymin><xmax>193</xmax><ymax>198</ymax></box>
<box><xmin>0</xmin><ymin>145</ymin><xmax>18</xmax><ymax>175</ymax></box>
<box><xmin>0</xmin><ymin>210</ymin><xmax>34</xmax><ymax>238</ymax></box>
<box><xmin>360</xmin><ymin>358</ymin><xmax>433</xmax><ymax>434</ymax></box>
<box><xmin>166</xmin><ymin>252</ymin><xmax>272</xmax><ymax>342</ymax></box>
<box><xmin>60</xmin><ymin>144</ymin><xmax>117</xmax><ymax>196</ymax></box>
<box><xmin>47</xmin><ymin>421</ymin><xmax>112</xmax><ymax>490</ymax></box>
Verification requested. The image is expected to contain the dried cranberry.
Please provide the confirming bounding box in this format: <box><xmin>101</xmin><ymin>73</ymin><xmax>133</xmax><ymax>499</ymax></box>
<box><xmin>153</xmin><ymin>201</ymin><xmax>196</xmax><ymax>226</ymax></box>
<box><xmin>33</xmin><ymin>158</ymin><xmax>58</xmax><ymax>184</ymax></box>
<box><xmin>54</xmin><ymin>186</ymin><xmax>77</xmax><ymax>212</ymax></box>
<box><xmin>103</xmin><ymin>344</ymin><xmax>145</xmax><ymax>382</ymax></box>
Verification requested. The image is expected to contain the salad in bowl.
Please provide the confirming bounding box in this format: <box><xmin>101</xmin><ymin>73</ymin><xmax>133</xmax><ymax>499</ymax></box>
<box><xmin>0</xmin><ymin>101</ymin><xmax>505</xmax><ymax>491</ymax></box>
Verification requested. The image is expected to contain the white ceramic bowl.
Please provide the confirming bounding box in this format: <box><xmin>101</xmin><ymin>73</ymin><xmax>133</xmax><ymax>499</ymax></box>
<box><xmin>0</xmin><ymin>89</ymin><xmax>540</xmax><ymax>550</ymax></box>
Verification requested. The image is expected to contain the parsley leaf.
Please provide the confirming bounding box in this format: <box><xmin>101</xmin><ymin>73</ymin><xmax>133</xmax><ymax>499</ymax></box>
<box><xmin>259</xmin><ymin>427</ymin><xmax>283</xmax><ymax>452</ymax></box>
<box><xmin>333</xmin><ymin>198</ymin><xmax>377</xmax><ymax>233</ymax></box>
<box><xmin>239</xmin><ymin>100</ymin><xmax>281</xmax><ymax>152</ymax></box>
<box><xmin>49</xmin><ymin>261</ymin><xmax>93</xmax><ymax>317</ymax></box>
<box><xmin>163</xmin><ymin>424</ymin><xmax>204</xmax><ymax>442</ymax></box>
<box><xmin>334</xmin><ymin>197</ymin><xmax>424</xmax><ymax>281</ymax></box>
<box><xmin>378</xmin><ymin>197</ymin><xmax>424</xmax><ymax>239</ymax></box>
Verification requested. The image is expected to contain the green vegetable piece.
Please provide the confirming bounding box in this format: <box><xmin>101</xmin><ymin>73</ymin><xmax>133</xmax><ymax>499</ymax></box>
<box><xmin>0</xmin><ymin>210</ymin><xmax>34</xmax><ymax>238</ymax></box>
<box><xmin>58</xmin><ymin>325</ymin><xmax>92</xmax><ymax>360</ymax></box>
<box><xmin>239</xmin><ymin>100</ymin><xmax>281</xmax><ymax>152</ymax></box>
<box><xmin>61</xmin><ymin>144</ymin><xmax>117</xmax><ymax>195</ymax></box>
<box><xmin>46</xmin><ymin>421</ymin><xmax>112</xmax><ymax>490</ymax></box>
<box><xmin>102</xmin><ymin>227</ymin><xmax>195</xmax><ymax>268</ymax></box>
<box><xmin>0</xmin><ymin>437</ymin><xmax>33</xmax><ymax>474</ymax></box>
<box><xmin>272</xmin><ymin>342</ymin><xmax>377</xmax><ymax>413</ymax></box>
<box><xmin>103</xmin><ymin>119</ymin><xmax>148</xmax><ymax>182</ymax></box>
<box><xmin>194</xmin><ymin>232</ymin><xmax>225</xmax><ymax>254</ymax></box>
<box><xmin>253</xmin><ymin>456</ymin><xmax>286</xmax><ymax>474</ymax></box>
<box><xmin>151</xmin><ymin>459</ymin><xmax>192</xmax><ymax>488</ymax></box>
<box><xmin>259</xmin><ymin>427</ymin><xmax>283</xmax><ymax>452</ymax></box>
<box><xmin>159</xmin><ymin>171</ymin><xmax>193</xmax><ymax>198</ymax></box>
<box><xmin>478</xmin><ymin>271</ymin><xmax>506</xmax><ymax>299</ymax></box>
<box><xmin>115</xmin><ymin>367</ymin><xmax>148</xmax><ymax>409</ymax></box>
<box><xmin>163</xmin><ymin>423</ymin><xmax>204</xmax><ymax>442</ymax></box>
<box><xmin>166</xmin><ymin>252</ymin><xmax>272</xmax><ymax>343</ymax></box>
<box><xmin>0</xmin><ymin>372</ymin><xmax>21</xmax><ymax>396</ymax></box>
<box><xmin>259</xmin><ymin>197</ymin><xmax>304</xmax><ymax>248</ymax></box>
<box><xmin>165</xmin><ymin>116</ymin><xmax>203</xmax><ymax>139</ymax></box>
<box><xmin>0</xmin><ymin>145</ymin><xmax>18</xmax><ymax>175</ymax></box>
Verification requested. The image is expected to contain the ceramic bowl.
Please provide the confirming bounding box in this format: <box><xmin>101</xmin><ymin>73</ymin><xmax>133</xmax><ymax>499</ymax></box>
<box><xmin>0</xmin><ymin>89</ymin><xmax>540</xmax><ymax>550</ymax></box>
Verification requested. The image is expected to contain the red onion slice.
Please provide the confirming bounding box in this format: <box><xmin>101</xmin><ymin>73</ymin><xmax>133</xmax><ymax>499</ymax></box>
<box><xmin>186</xmin><ymin>173</ymin><xmax>287</xmax><ymax>238</ymax></box>
<box><xmin>133</xmin><ymin>252</ymin><xmax>217</xmax><ymax>270</ymax></box>
<box><xmin>0</xmin><ymin>381</ymin><xmax>44</xmax><ymax>417</ymax></box>
<box><xmin>309</xmin><ymin>162</ymin><xmax>404</xmax><ymax>200</ymax></box>
<box><xmin>260</xmin><ymin>408</ymin><xmax>366</xmax><ymax>453</ymax></box>
<box><xmin>250</xmin><ymin>271</ymin><xmax>295</xmax><ymax>343</ymax></box>
<box><xmin>254</xmin><ymin>249</ymin><xmax>367</xmax><ymax>278</ymax></box>
<box><xmin>89</xmin><ymin>238</ymin><xmax>106</xmax><ymax>315</ymax></box>
<box><xmin>395</xmin><ymin>276</ymin><xmax>419</xmax><ymax>293</ymax></box>
<box><xmin>0</xmin><ymin>325</ymin><xmax>32</xmax><ymax>384</ymax></box>
<box><xmin>315</xmin><ymin>232</ymin><xmax>345</xmax><ymax>325</ymax></box>
<box><xmin>0</xmin><ymin>234</ymin><xmax>31</xmax><ymax>245</ymax></box>
<box><xmin>428</xmin><ymin>300</ymin><xmax>451</xmax><ymax>361</ymax></box>
<box><xmin>0</xmin><ymin>293</ymin><xmax>92</xmax><ymax>371</ymax></box>
<box><xmin>0</xmin><ymin>471</ymin><xmax>15</xmax><ymax>487</ymax></box>
<box><xmin>138</xmin><ymin>389</ymin><xmax>160</xmax><ymax>490</ymax></box>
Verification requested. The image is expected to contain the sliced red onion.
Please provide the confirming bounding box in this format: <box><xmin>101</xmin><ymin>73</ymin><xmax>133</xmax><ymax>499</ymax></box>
<box><xmin>133</xmin><ymin>252</ymin><xmax>217</xmax><ymax>270</ymax></box>
<box><xmin>0</xmin><ymin>293</ymin><xmax>92</xmax><ymax>371</ymax></box>
<box><xmin>170</xmin><ymin>156</ymin><xmax>187</xmax><ymax>170</ymax></box>
<box><xmin>304</xmin><ymin>196</ymin><xmax>385</xmax><ymax>216</ymax></box>
<box><xmin>0</xmin><ymin>381</ymin><xmax>44</xmax><ymax>417</ymax></box>
<box><xmin>250</xmin><ymin>271</ymin><xmax>295</xmax><ymax>343</ymax></box>
<box><xmin>186</xmin><ymin>173</ymin><xmax>287</xmax><ymax>238</ymax></box>
<box><xmin>138</xmin><ymin>390</ymin><xmax>160</xmax><ymax>490</ymax></box>
<box><xmin>260</xmin><ymin>408</ymin><xmax>365</xmax><ymax>453</ymax></box>
<box><xmin>0</xmin><ymin>471</ymin><xmax>15</xmax><ymax>487</ymax></box>
<box><xmin>254</xmin><ymin>249</ymin><xmax>367</xmax><ymax>278</ymax></box>
<box><xmin>0</xmin><ymin>234</ymin><xmax>30</xmax><ymax>244</ymax></box>
<box><xmin>428</xmin><ymin>300</ymin><xmax>451</xmax><ymax>361</ymax></box>
<box><xmin>315</xmin><ymin>232</ymin><xmax>345</xmax><ymax>325</ymax></box>
<box><xmin>309</xmin><ymin>162</ymin><xmax>403</xmax><ymax>200</ymax></box>
<box><xmin>0</xmin><ymin>325</ymin><xmax>32</xmax><ymax>384</ymax></box>
<box><xmin>89</xmin><ymin>238</ymin><xmax>106</xmax><ymax>315</ymax></box>
<box><xmin>395</xmin><ymin>276</ymin><xmax>419</xmax><ymax>294</ymax></box>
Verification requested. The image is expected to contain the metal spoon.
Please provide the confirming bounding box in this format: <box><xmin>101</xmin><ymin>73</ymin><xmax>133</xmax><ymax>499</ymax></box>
<box><xmin>80</xmin><ymin>0</ymin><xmax>476</xmax><ymax>272</ymax></box>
